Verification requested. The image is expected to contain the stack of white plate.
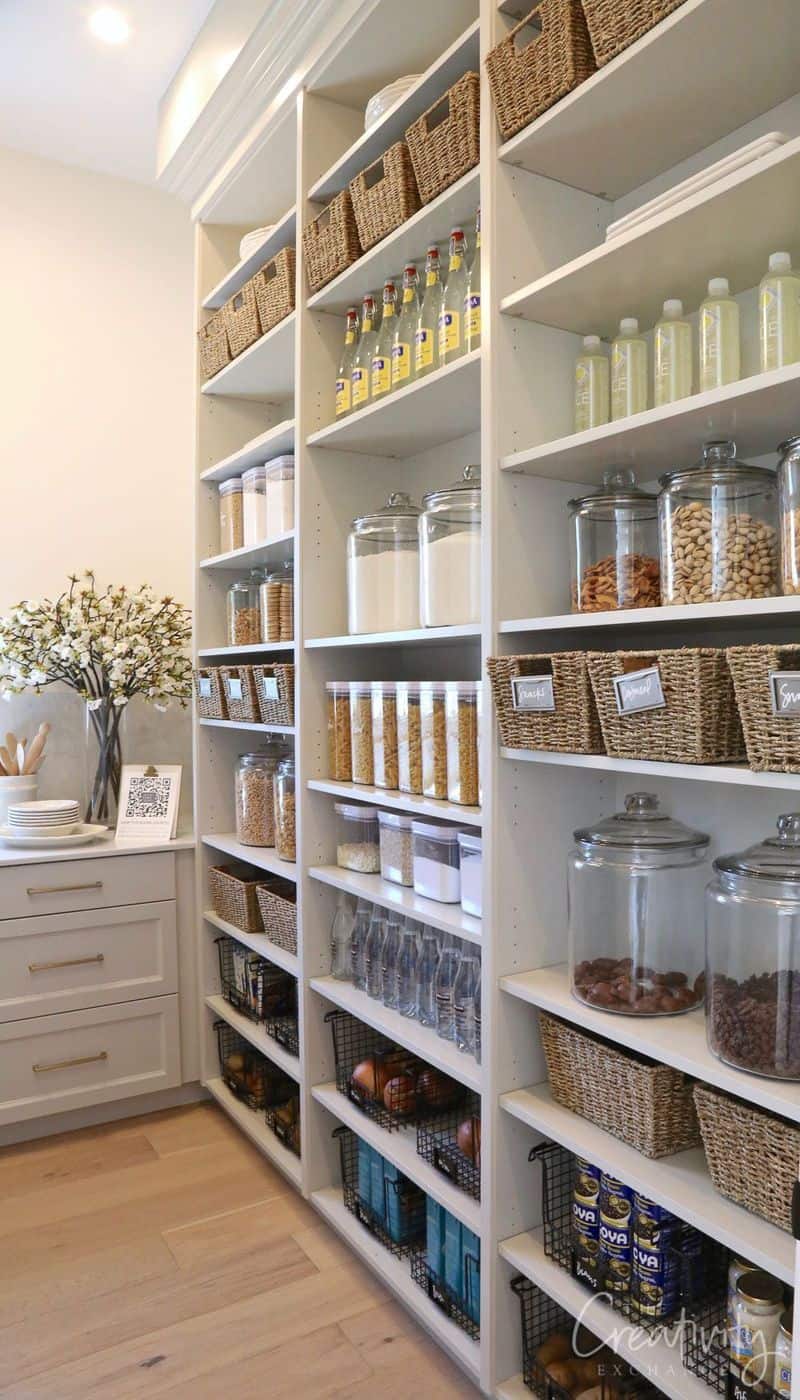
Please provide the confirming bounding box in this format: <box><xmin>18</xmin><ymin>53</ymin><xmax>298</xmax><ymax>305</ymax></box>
<box><xmin>239</xmin><ymin>225</ymin><xmax>275</xmax><ymax>261</ymax></box>
<box><xmin>364</xmin><ymin>75</ymin><xmax>421</xmax><ymax>131</ymax></box>
<box><xmin>7</xmin><ymin>799</ymin><xmax>81</xmax><ymax>837</ymax></box>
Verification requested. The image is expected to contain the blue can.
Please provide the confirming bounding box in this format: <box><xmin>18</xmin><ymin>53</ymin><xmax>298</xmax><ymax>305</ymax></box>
<box><xmin>633</xmin><ymin>1192</ymin><xmax>680</xmax><ymax>1249</ymax></box>
<box><xmin>599</xmin><ymin>1173</ymin><xmax>634</xmax><ymax>1295</ymax></box>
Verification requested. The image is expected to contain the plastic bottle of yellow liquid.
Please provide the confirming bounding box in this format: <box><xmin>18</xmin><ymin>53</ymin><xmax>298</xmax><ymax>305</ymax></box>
<box><xmin>654</xmin><ymin>299</ymin><xmax>692</xmax><ymax>407</ymax></box>
<box><xmin>574</xmin><ymin>335</ymin><xmax>609</xmax><ymax>432</ymax></box>
<box><xmin>759</xmin><ymin>252</ymin><xmax>800</xmax><ymax>372</ymax></box>
<box><xmin>611</xmin><ymin>317</ymin><xmax>648</xmax><ymax>420</ymax></box>
<box><xmin>699</xmin><ymin>277</ymin><xmax>740</xmax><ymax>391</ymax></box>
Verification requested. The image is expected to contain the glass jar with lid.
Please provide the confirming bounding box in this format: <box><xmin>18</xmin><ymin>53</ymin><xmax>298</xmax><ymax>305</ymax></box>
<box><xmin>346</xmin><ymin>491</ymin><xmax>421</xmax><ymax>635</ymax></box>
<box><xmin>259</xmin><ymin>562</ymin><xmax>293</xmax><ymax>643</ymax></box>
<box><xmin>706</xmin><ymin>814</ymin><xmax>800</xmax><ymax>1079</ymax></box>
<box><xmin>242</xmin><ymin>465</ymin><xmax>267</xmax><ymax>546</ymax></box>
<box><xmin>264</xmin><ymin>455</ymin><xmax>294</xmax><ymax>536</ymax></box>
<box><xmin>235</xmin><ymin>743</ymin><xmax>287</xmax><ymax>846</ymax></box>
<box><xmin>777</xmin><ymin>435</ymin><xmax>800</xmax><ymax>596</ymax></box>
<box><xmin>569</xmin><ymin>792</ymin><xmax>710</xmax><ymax>1015</ymax></box>
<box><xmin>219</xmin><ymin>478</ymin><xmax>243</xmax><ymax>554</ymax></box>
<box><xmin>729</xmin><ymin>1271</ymin><xmax>784</xmax><ymax>1389</ymax></box>
<box><xmin>420</xmin><ymin>465</ymin><xmax>481</xmax><ymax>627</ymax></box>
<box><xmin>658</xmin><ymin>440</ymin><xmax>779</xmax><ymax>604</ymax></box>
<box><xmin>273</xmin><ymin>755</ymin><xmax>296</xmax><ymax>861</ymax></box>
<box><xmin>227</xmin><ymin>569</ymin><xmax>265</xmax><ymax>647</ymax></box>
<box><xmin>569</xmin><ymin>468</ymin><xmax>660</xmax><ymax>613</ymax></box>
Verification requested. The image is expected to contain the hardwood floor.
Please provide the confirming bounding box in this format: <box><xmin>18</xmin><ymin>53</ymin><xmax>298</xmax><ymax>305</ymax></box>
<box><xmin>0</xmin><ymin>1103</ymin><xmax>481</xmax><ymax>1399</ymax></box>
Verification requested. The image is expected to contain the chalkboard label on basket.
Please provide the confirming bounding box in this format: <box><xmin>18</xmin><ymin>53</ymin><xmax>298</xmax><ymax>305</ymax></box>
<box><xmin>511</xmin><ymin>675</ymin><xmax>555</xmax><ymax>712</ymax></box>
<box><xmin>262</xmin><ymin>676</ymin><xmax>279</xmax><ymax>701</ymax></box>
<box><xmin>226</xmin><ymin>677</ymin><xmax>243</xmax><ymax>701</ymax></box>
<box><xmin>769</xmin><ymin>670</ymin><xmax>800</xmax><ymax>716</ymax></box>
<box><xmin>727</xmin><ymin>1372</ymin><xmax>769</xmax><ymax>1400</ymax></box>
<box><xmin>613</xmin><ymin>666</ymin><xmax>666</xmax><ymax>715</ymax></box>
<box><xmin>198</xmin><ymin>677</ymin><xmax>212</xmax><ymax>698</ymax></box>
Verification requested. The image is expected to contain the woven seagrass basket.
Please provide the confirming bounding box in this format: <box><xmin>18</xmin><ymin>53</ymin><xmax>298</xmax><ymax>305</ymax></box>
<box><xmin>405</xmin><ymin>72</ymin><xmax>480</xmax><ymax>205</ymax></box>
<box><xmin>223</xmin><ymin>279</ymin><xmax>261</xmax><ymax>358</ymax></box>
<box><xmin>253</xmin><ymin>246</ymin><xmax>296</xmax><ymax>335</ymax></box>
<box><xmin>726</xmin><ymin>644</ymin><xmax>800</xmax><ymax>773</ymax></box>
<box><xmin>256</xmin><ymin>880</ymin><xmax>298</xmax><ymax>956</ymax></box>
<box><xmin>485</xmin><ymin>1</ymin><xmax>595</xmax><ymax>143</ymax></box>
<box><xmin>193</xmin><ymin>667</ymin><xmax>227</xmax><ymax>721</ymax></box>
<box><xmin>207</xmin><ymin>865</ymin><xmax>266</xmax><ymax>933</ymax></box>
<box><xmin>303</xmin><ymin>190</ymin><xmax>362</xmax><ymax>294</ymax></box>
<box><xmin>581</xmin><ymin>0</ymin><xmax>687</xmax><ymax>67</ymax></box>
<box><xmin>349</xmin><ymin>141</ymin><xmax>421</xmax><ymax>252</ymax></box>
<box><xmin>219</xmin><ymin>665</ymin><xmax>259</xmax><ymax>723</ymax></box>
<box><xmin>487</xmin><ymin>652</ymin><xmax>604</xmax><ymax>753</ymax></box>
<box><xmin>253</xmin><ymin>663</ymin><xmax>295</xmax><ymax>727</ymax></box>
<box><xmin>197</xmin><ymin>310</ymin><xmax>231</xmax><ymax>379</ymax></box>
<box><xmin>694</xmin><ymin>1083</ymin><xmax>797</xmax><ymax>1232</ymax></box>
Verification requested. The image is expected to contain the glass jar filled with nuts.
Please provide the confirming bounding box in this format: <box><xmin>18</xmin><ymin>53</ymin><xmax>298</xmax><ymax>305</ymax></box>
<box><xmin>273</xmin><ymin>755</ymin><xmax>296</xmax><ymax>862</ymax></box>
<box><xmin>569</xmin><ymin>468</ymin><xmax>660</xmax><ymax>613</ymax></box>
<box><xmin>227</xmin><ymin>569</ymin><xmax>265</xmax><ymax>647</ymax></box>
<box><xmin>659</xmin><ymin>440</ymin><xmax>779</xmax><ymax>605</ymax></box>
<box><xmin>235</xmin><ymin>744</ymin><xmax>287</xmax><ymax>847</ymax></box>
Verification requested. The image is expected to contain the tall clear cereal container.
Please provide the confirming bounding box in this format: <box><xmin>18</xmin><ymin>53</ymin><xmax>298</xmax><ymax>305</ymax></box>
<box><xmin>371</xmin><ymin>682</ymin><xmax>398</xmax><ymax>789</ymax></box>
<box><xmin>444</xmin><ymin>681</ymin><xmax>480</xmax><ymax>806</ymax></box>
<box><xmin>235</xmin><ymin>744</ymin><xmax>286</xmax><ymax>846</ymax></box>
<box><xmin>379</xmin><ymin>811</ymin><xmax>414</xmax><ymax>886</ymax></box>
<box><xmin>242</xmin><ymin>465</ymin><xmax>267</xmax><ymax>546</ymax></box>
<box><xmin>659</xmin><ymin>440</ymin><xmax>779</xmax><ymax>604</ymax></box>
<box><xmin>346</xmin><ymin>492</ymin><xmax>421</xmax><ymax>635</ymax></box>
<box><xmin>706</xmin><ymin>814</ymin><xmax>800</xmax><ymax>1079</ymax></box>
<box><xmin>397</xmin><ymin>681</ymin><xmax>422</xmax><ymax>794</ymax></box>
<box><xmin>227</xmin><ymin>569</ymin><xmax>265</xmax><ymax>646</ymax></box>
<box><xmin>420</xmin><ymin>465</ymin><xmax>481</xmax><ymax>627</ymax></box>
<box><xmin>568</xmin><ymin>468</ymin><xmax>660</xmax><ymax>613</ymax></box>
<box><xmin>273</xmin><ymin>754</ymin><xmax>296</xmax><ymax>861</ymax></box>
<box><xmin>264</xmin><ymin>455</ymin><xmax>295</xmax><ymax>536</ymax></box>
<box><xmin>349</xmin><ymin>682</ymin><xmax>374</xmax><ymax>785</ymax></box>
<box><xmin>777</xmin><ymin>435</ymin><xmax>800</xmax><ymax>595</ymax></box>
<box><xmin>569</xmin><ymin>792</ymin><xmax>710</xmax><ymax>1015</ymax></box>
<box><xmin>219</xmin><ymin>479</ymin><xmax>243</xmax><ymax>553</ymax></box>
<box><xmin>278</xmin><ymin>561</ymin><xmax>294</xmax><ymax>640</ymax></box>
<box><xmin>420</xmin><ymin>682</ymin><xmax>447</xmax><ymax>799</ymax></box>
<box><xmin>458</xmin><ymin>831</ymin><xmax>482</xmax><ymax>916</ymax></box>
<box><xmin>326</xmin><ymin>682</ymin><xmax>352</xmax><ymax>781</ymax></box>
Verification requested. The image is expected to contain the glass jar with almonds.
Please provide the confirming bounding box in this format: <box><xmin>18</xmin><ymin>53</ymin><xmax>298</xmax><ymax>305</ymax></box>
<box><xmin>568</xmin><ymin>468</ymin><xmax>660</xmax><ymax>614</ymax></box>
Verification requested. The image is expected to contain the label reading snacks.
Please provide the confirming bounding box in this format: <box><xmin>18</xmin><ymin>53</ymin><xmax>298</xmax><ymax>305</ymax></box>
<box><xmin>198</xmin><ymin>677</ymin><xmax>212</xmax><ymax>698</ymax></box>
<box><xmin>769</xmin><ymin>671</ymin><xmax>800</xmax><ymax>716</ymax></box>
<box><xmin>226</xmin><ymin>677</ymin><xmax>243</xmax><ymax>701</ymax></box>
<box><xmin>613</xmin><ymin>666</ymin><xmax>666</xmax><ymax>715</ymax></box>
<box><xmin>511</xmin><ymin>675</ymin><xmax>555</xmax><ymax>712</ymax></box>
<box><xmin>262</xmin><ymin>676</ymin><xmax>279</xmax><ymax>701</ymax></box>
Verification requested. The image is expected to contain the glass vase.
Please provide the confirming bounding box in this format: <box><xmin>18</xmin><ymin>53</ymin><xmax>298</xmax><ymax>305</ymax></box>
<box><xmin>84</xmin><ymin>698</ymin><xmax>126</xmax><ymax>825</ymax></box>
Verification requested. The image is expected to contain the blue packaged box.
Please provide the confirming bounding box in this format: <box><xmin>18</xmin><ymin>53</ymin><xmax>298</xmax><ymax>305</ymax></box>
<box><xmin>357</xmin><ymin>1139</ymin><xmax>374</xmax><ymax>1211</ymax></box>
<box><xmin>370</xmin><ymin>1148</ymin><xmax>387</xmax><ymax>1226</ymax></box>
<box><xmin>427</xmin><ymin>1196</ymin><xmax>445</xmax><ymax>1277</ymax></box>
<box><xmin>383</xmin><ymin>1159</ymin><xmax>417</xmax><ymax>1245</ymax></box>
<box><xmin>462</xmin><ymin>1226</ymin><xmax>480</xmax><ymax>1325</ymax></box>
<box><xmin>444</xmin><ymin>1210</ymin><xmax>463</xmax><ymax>1300</ymax></box>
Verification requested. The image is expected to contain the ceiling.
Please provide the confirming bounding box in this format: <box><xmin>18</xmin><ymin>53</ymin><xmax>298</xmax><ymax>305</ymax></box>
<box><xmin>0</xmin><ymin>0</ymin><xmax>217</xmax><ymax>185</ymax></box>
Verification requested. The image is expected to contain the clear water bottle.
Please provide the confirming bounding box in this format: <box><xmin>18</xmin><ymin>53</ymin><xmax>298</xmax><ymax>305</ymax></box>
<box><xmin>416</xmin><ymin>927</ymin><xmax>439</xmax><ymax>1027</ymax></box>
<box><xmin>474</xmin><ymin>973</ymin><xmax>481</xmax><ymax>1065</ymax></box>
<box><xmin>365</xmin><ymin>910</ymin><xmax>386</xmax><ymax>1000</ymax></box>
<box><xmin>435</xmin><ymin>933</ymin><xmax>460</xmax><ymax>1041</ymax></box>
<box><xmin>350</xmin><ymin>898</ymin><xmax>372</xmax><ymax>991</ymax></box>
<box><xmin>453</xmin><ymin>946</ymin><xmax>480</xmax><ymax>1055</ymax></box>
<box><xmin>397</xmin><ymin>918</ymin><xmax>419</xmax><ymax>1018</ymax></box>
<box><xmin>330</xmin><ymin>892</ymin><xmax>357</xmax><ymax>979</ymax></box>
<box><xmin>381</xmin><ymin>914</ymin><xmax>402</xmax><ymax>1010</ymax></box>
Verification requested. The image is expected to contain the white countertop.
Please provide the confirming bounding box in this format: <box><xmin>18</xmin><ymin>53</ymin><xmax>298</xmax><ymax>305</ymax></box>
<box><xmin>0</xmin><ymin>830</ymin><xmax>195</xmax><ymax>867</ymax></box>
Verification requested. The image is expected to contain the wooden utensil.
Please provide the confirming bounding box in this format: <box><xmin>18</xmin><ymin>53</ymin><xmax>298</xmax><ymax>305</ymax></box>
<box><xmin>0</xmin><ymin>745</ymin><xmax>17</xmax><ymax>776</ymax></box>
<box><xmin>15</xmin><ymin>742</ymin><xmax>25</xmax><ymax>776</ymax></box>
<box><xmin>22</xmin><ymin>726</ymin><xmax>49</xmax><ymax>775</ymax></box>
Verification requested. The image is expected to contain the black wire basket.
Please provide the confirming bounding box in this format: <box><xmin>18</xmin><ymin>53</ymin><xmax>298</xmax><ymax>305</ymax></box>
<box><xmin>214</xmin><ymin>1020</ymin><xmax>293</xmax><ymax>1111</ymax></box>
<box><xmin>265</xmin><ymin>1091</ymin><xmax>301</xmax><ymax>1158</ymax></box>
<box><xmin>416</xmin><ymin>1092</ymin><xmax>481</xmax><ymax>1202</ymax></box>
<box><xmin>335</xmin><ymin>1125</ymin><xmax>425</xmax><ymax>1257</ymax></box>
<box><xmin>326</xmin><ymin>1009</ymin><xmax>466</xmax><ymax>1132</ymax></box>
<box><xmin>216</xmin><ymin>936</ymin><xmax>299</xmax><ymax>1054</ymax></box>
<box><xmin>410</xmin><ymin>1246</ymin><xmax>480</xmax><ymax>1340</ymax></box>
<box><xmin>680</xmin><ymin>1265</ymin><xmax>787</xmax><ymax>1398</ymax></box>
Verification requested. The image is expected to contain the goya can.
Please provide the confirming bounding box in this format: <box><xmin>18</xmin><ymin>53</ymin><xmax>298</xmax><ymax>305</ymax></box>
<box><xmin>599</xmin><ymin>1173</ymin><xmax>634</xmax><ymax>1295</ymax></box>
<box><xmin>571</xmin><ymin>1158</ymin><xmax>601</xmax><ymax>1288</ymax></box>
<box><xmin>633</xmin><ymin>1192</ymin><xmax>680</xmax><ymax>1249</ymax></box>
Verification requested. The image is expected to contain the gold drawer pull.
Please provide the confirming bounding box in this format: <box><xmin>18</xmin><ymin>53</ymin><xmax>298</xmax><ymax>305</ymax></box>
<box><xmin>28</xmin><ymin>954</ymin><xmax>105</xmax><ymax>974</ymax></box>
<box><xmin>33</xmin><ymin>1051</ymin><xmax>108</xmax><ymax>1074</ymax></box>
<box><xmin>26</xmin><ymin>881</ymin><xmax>103</xmax><ymax>896</ymax></box>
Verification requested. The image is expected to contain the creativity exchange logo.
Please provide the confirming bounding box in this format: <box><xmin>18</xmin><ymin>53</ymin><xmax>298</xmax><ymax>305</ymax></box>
<box><xmin>570</xmin><ymin>1295</ymin><xmax>735</xmax><ymax>1385</ymax></box>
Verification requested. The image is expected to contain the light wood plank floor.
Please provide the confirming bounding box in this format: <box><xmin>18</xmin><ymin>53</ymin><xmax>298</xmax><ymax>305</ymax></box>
<box><xmin>0</xmin><ymin>1102</ymin><xmax>481</xmax><ymax>1399</ymax></box>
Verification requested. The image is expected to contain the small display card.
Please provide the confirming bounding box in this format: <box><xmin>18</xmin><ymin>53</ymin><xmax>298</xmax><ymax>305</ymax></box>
<box><xmin>262</xmin><ymin>676</ymin><xmax>279</xmax><ymax>701</ymax></box>
<box><xmin>613</xmin><ymin>666</ymin><xmax>666</xmax><ymax>716</ymax></box>
<box><xmin>511</xmin><ymin>675</ymin><xmax>555</xmax><ymax>712</ymax></box>
<box><xmin>198</xmin><ymin>676</ymin><xmax>212</xmax><ymax>698</ymax></box>
<box><xmin>769</xmin><ymin>670</ymin><xmax>800</xmax><ymax>717</ymax></box>
<box><xmin>226</xmin><ymin>676</ymin><xmax>243</xmax><ymax>701</ymax></box>
<box><xmin>116</xmin><ymin>764</ymin><xmax>182</xmax><ymax>842</ymax></box>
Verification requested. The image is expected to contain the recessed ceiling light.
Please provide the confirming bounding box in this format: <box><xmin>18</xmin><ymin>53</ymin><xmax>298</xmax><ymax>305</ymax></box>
<box><xmin>88</xmin><ymin>7</ymin><xmax>130</xmax><ymax>44</ymax></box>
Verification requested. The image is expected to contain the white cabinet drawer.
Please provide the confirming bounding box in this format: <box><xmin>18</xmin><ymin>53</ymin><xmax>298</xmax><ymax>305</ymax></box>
<box><xmin>0</xmin><ymin>902</ymin><xmax>178</xmax><ymax>1020</ymax></box>
<box><xmin>0</xmin><ymin>997</ymin><xmax>181</xmax><ymax>1124</ymax></box>
<box><xmin>1</xmin><ymin>852</ymin><xmax>175</xmax><ymax>918</ymax></box>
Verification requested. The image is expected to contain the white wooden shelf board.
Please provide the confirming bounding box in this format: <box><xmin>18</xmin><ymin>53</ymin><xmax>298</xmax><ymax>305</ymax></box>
<box><xmin>500</xmin><ymin>747</ymin><xmax>800</xmax><ymax>792</ymax></box>
<box><xmin>205</xmin><ymin>1076</ymin><xmax>302</xmax><ymax>1187</ymax></box>
<box><xmin>500</xmin><ymin>594</ymin><xmax>800</xmax><ymax>635</ymax></box>
<box><xmin>502</xmin><ymin>1083</ymin><xmax>793</xmax><ymax>1284</ymax></box>
<box><xmin>501</xmin><ymin>363</ymin><xmax>800</xmax><ymax>483</ymax></box>
<box><xmin>309</xmin><ymin>866</ymin><xmax>482</xmax><ymax>947</ymax></box>
<box><xmin>309</xmin><ymin>975</ymin><xmax>481</xmax><ymax>1092</ymax></box>
<box><xmin>307</xmin><ymin>779</ymin><xmax>481</xmax><ymax>827</ymax></box>
<box><xmin>203</xmin><ymin>910</ymin><xmax>299</xmax><ymax>977</ymax></box>
<box><xmin>201</xmin><ymin>313</ymin><xmax>295</xmax><ymax>399</ymax></box>
<box><xmin>197</xmin><ymin>640</ymin><xmax>294</xmax><ymax>657</ymax></box>
<box><xmin>306</xmin><ymin>622</ymin><xmax>480</xmax><ymax>650</ymax></box>
<box><xmin>500</xmin><ymin>964</ymin><xmax>800</xmax><ymax>1123</ymax></box>
<box><xmin>202</xmin><ymin>833</ymin><xmax>298</xmax><ymax>882</ymax></box>
<box><xmin>203</xmin><ymin>206</ymin><xmax>297</xmax><ymax>309</ymax></box>
<box><xmin>199</xmin><ymin>719</ymin><xmax>295</xmax><ymax>735</ymax></box>
<box><xmin>306</xmin><ymin>350</ymin><xmax>481</xmax><ymax>457</ymax></box>
<box><xmin>199</xmin><ymin>531</ymin><xmax>294</xmax><ymax>571</ymax></box>
<box><xmin>311</xmin><ymin>1187</ymin><xmax>481</xmax><ymax>1383</ymax></box>
<box><xmin>311</xmin><ymin>1082</ymin><xmax>481</xmax><ymax>1233</ymax></box>
<box><xmin>501</xmin><ymin>135</ymin><xmax>800</xmax><ymax>337</ymax></box>
<box><xmin>200</xmin><ymin>419</ymin><xmax>295</xmax><ymax>482</ymax></box>
<box><xmin>205</xmin><ymin>995</ymin><xmax>300</xmax><ymax>1081</ymax></box>
<box><xmin>499</xmin><ymin>1229</ymin><xmax>709</xmax><ymax>1400</ymax></box>
<box><xmin>307</xmin><ymin>169</ymin><xmax>480</xmax><ymax>316</ymax></box>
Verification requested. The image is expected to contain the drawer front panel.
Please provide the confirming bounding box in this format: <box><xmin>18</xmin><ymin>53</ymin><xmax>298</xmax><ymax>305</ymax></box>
<box><xmin>0</xmin><ymin>997</ymin><xmax>181</xmax><ymax>1124</ymax></box>
<box><xmin>1</xmin><ymin>852</ymin><xmax>175</xmax><ymax>919</ymax></box>
<box><xmin>0</xmin><ymin>902</ymin><xmax>178</xmax><ymax>1020</ymax></box>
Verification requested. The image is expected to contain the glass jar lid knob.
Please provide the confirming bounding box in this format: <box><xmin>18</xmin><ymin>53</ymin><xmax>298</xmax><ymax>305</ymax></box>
<box><xmin>625</xmin><ymin>792</ymin><xmax>659</xmax><ymax>815</ymax></box>
<box><xmin>602</xmin><ymin>467</ymin><xmax>637</xmax><ymax>492</ymax></box>
<box><xmin>702</xmin><ymin>439</ymin><xmax>736</xmax><ymax>465</ymax></box>
<box><xmin>772</xmin><ymin>814</ymin><xmax>800</xmax><ymax>846</ymax></box>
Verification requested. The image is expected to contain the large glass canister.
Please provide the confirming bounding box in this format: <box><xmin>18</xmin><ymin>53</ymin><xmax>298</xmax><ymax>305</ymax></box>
<box><xmin>658</xmin><ymin>440</ymin><xmax>779</xmax><ymax>604</ymax></box>
<box><xmin>706</xmin><ymin>815</ymin><xmax>800</xmax><ymax>1079</ymax></box>
<box><xmin>234</xmin><ymin>743</ymin><xmax>286</xmax><ymax>846</ymax></box>
<box><xmin>226</xmin><ymin>569</ymin><xmax>265</xmax><ymax>646</ymax></box>
<box><xmin>419</xmin><ymin>465</ymin><xmax>481</xmax><ymax>627</ymax></box>
<box><xmin>569</xmin><ymin>792</ymin><xmax>710</xmax><ymax>1015</ymax></box>
<box><xmin>346</xmin><ymin>491</ymin><xmax>421</xmax><ymax>635</ymax></box>
<box><xmin>568</xmin><ymin>468</ymin><xmax>660</xmax><ymax>613</ymax></box>
<box><xmin>273</xmin><ymin>754</ymin><xmax>296</xmax><ymax>861</ymax></box>
<box><xmin>777</xmin><ymin>435</ymin><xmax>800</xmax><ymax>596</ymax></box>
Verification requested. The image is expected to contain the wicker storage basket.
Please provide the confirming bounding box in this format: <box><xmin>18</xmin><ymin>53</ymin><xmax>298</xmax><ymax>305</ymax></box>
<box><xmin>253</xmin><ymin>246</ymin><xmax>296</xmax><ymax>336</ymax></box>
<box><xmin>726</xmin><ymin>644</ymin><xmax>800</xmax><ymax>773</ymax></box>
<box><xmin>208</xmin><ymin>864</ymin><xmax>266</xmax><ymax>932</ymax></box>
<box><xmin>219</xmin><ymin>665</ymin><xmax>259</xmax><ymax>723</ymax></box>
<box><xmin>405</xmin><ymin>72</ymin><xmax>480</xmax><ymax>206</ymax></box>
<box><xmin>586</xmin><ymin>647</ymin><xmax>744</xmax><ymax>764</ymax></box>
<box><xmin>694</xmin><ymin>1083</ymin><xmax>798</xmax><ymax>1232</ymax></box>
<box><xmin>540</xmin><ymin>1011</ymin><xmax>700</xmax><ymax>1158</ymax></box>
<box><xmin>253</xmin><ymin>663</ymin><xmax>295</xmax><ymax>727</ymax></box>
<box><xmin>193</xmin><ymin>666</ymin><xmax>227</xmax><ymax>721</ymax></box>
<box><xmin>581</xmin><ymin>0</ymin><xmax>687</xmax><ymax>66</ymax></box>
<box><xmin>349</xmin><ymin>141</ymin><xmax>421</xmax><ymax>253</ymax></box>
<box><xmin>223</xmin><ymin>279</ymin><xmax>261</xmax><ymax>359</ymax></box>
<box><xmin>303</xmin><ymin>190</ymin><xmax>362</xmax><ymax>295</ymax></box>
<box><xmin>485</xmin><ymin>1</ymin><xmax>595</xmax><ymax>143</ymax></box>
<box><xmin>256</xmin><ymin>880</ymin><xmax>298</xmax><ymax>955</ymax></box>
<box><xmin>487</xmin><ymin>652</ymin><xmax>604</xmax><ymax>754</ymax></box>
<box><xmin>197</xmin><ymin>310</ymin><xmax>231</xmax><ymax>379</ymax></box>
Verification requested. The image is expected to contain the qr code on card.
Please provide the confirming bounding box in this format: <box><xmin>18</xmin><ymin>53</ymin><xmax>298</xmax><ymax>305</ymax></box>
<box><xmin>124</xmin><ymin>775</ymin><xmax>172</xmax><ymax>820</ymax></box>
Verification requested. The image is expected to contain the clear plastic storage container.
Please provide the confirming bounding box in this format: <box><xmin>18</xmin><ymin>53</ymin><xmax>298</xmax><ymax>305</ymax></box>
<box><xmin>235</xmin><ymin>745</ymin><xmax>285</xmax><ymax>846</ymax></box>
<box><xmin>227</xmin><ymin>569</ymin><xmax>265</xmax><ymax>646</ymax></box>
<box><xmin>264</xmin><ymin>455</ymin><xmax>295</xmax><ymax>536</ymax></box>
<box><xmin>346</xmin><ymin>491</ymin><xmax>421</xmax><ymax>635</ymax></box>
<box><xmin>335</xmin><ymin>802</ymin><xmax>380</xmax><ymax>872</ymax></box>
<box><xmin>444</xmin><ymin>681</ymin><xmax>480</xmax><ymax>807</ymax></box>
<box><xmin>371</xmin><ymin>681</ymin><xmax>398</xmax><ymax>790</ymax></box>
<box><xmin>242</xmin><ymin>465</ymin><xmax>267</xmax><ymax>546</ymax></box>
<box><xmin>778</xmin><ymin>435</ymin><xmax>800</xmax><ymax>596</ymax></box>
<box><xmin>569</xmin><ymin>792</ymin><xmax>710</xmax><ymax>1016</ymax></box>
<box><xmin>659</xmin><ymin>440</ymin><xmax>779</xmax><ymax>604</ymax></box>
<box><xmin>273</xmin><ymin>755</ymin><xmax>296</xmax><ymax>861</ymax></box>
<box><xmin>420</xmin><ymin>682</ymin><xmax>447</xmax><ymax>799</ymax></box>
<box><xmin>706</xmin><ymin>814</ymin><xmax>800</xmax><ymax>1079</ymax></box>
<box><xmin>218</xmin><ymin>478</ymin><xmax>243</xmax><ymax>554</ymax></box>
<box><xmin>396</xmin><ymin>681</ymin><xmax>422</xmax><ymax>794</ymax></box>
<box><xmin>568</xmin><ymin>468</ymin><xmax>660</xmax><ymax>613</ymax></box>
<box><xmin>260</xmin><ymin>562</ymin><xmax>293</xmax><ymax>643</ymax></box>
<box><xmin>349</xmin><ymin>682</ymin><xmax>374</xmax><ymax>785</ymax></box>
<box><xmin>412</xmin><ymin>820</ymin><xmax>462</xmax><ymax>904</ymax></box>
<box><xmin>379</xmin><ymin>810</ymin><xmax>414</xmax><ymax>886</ymax></box>
<box><xmin>326</xmin><ymin>682</ymin><xmax>352</xmax><ymax>781</ymax></box>
<box><xmin>458</xmin><ymin>831</ymin><xmax>482</xmax><ymax>917</ymax></box>
<box><xmin>420</xmin><ymin>465</ymin><xmax>481</xmax><ymax>627</ymax></box>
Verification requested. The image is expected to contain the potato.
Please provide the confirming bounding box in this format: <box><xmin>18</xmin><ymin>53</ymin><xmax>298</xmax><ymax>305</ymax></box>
<box><xmin>457</xmin><ymin>1116</ymin><xmax>481</xmax><ymax>1164</ymax></box>
<box><xmin>351</xmin><ymin>1056</ymin><xmax>379</xmax><ymax>1099</ymax></box>
<box><xmin>384</xmin><ymin>1073</ymin><xmax>416</xmax><ymax>1115</ymax></box>
<box><xmin>535</xmin><ymin>1332</ymin><xmax>572</xmax><ymax>1367</ymax></box>
<box><xmin>224</xmin><ymin>1052</ymin><xmax>245</xmax><ymax>1075</ymax></box>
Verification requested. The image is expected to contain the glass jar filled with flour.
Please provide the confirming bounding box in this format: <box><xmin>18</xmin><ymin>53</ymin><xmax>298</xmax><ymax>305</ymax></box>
<box><xmin>420</xmin><ymin>465</ymin><xmax>481</xmax><ymax>627</ymax></box>
<box><xmin>346</xmin><ymin>491</ymin><xmax>421</xmax><ymax>635</ymax></box>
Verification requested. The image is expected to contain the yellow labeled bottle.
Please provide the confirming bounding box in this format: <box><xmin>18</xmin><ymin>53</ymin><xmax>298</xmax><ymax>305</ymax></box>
<box><xmin>392</xmin><ymin>264</ymin><xmax>419</xmax><ymax>390</ymax></box>
<box><xmin>611</xmin><ymin>317</ymin><xmax>648</xmax><ymax>420</ymax></box>
<box><xmin>335</xmin><ymin>306</ymin><xmax>359</xmax><ymax>418</ymax></box>
<box><xmin>371</xmin><ymin>279</ymin><xmax>396</xmax><ymax>402</ymax></box>
<box><xmin>699</xmin><ymin>277</ymin><xmax>740</xmax><ymax>391</ymax></box>
<box><xmin>654</xmin><ymin>299</ymin><xmax>692</xmax><ymax>407</ymax></box>
<box><xmin>464</xmin><ymin>207</ymin><xmax>481</xmax><ymax>354</ymax></box>
<box><xmin>351</xmin><ymin>292</ymin><xmax>377</xmax><ymax>412</ymax></box>
<box><xmin>574</xmin><ymin>334</ymin><xmax>609</xmax><ymax>432</ymax></box>
<box><xmin>439</xmin><ymin>227</ymin><xmax>467</xmax><ymax>365</ymax></box>
<box><xmin>760</xmin><ymin>251</ymin><xmax>800</xmax><ymax>372</ymax></box>
<box><xmin>415</xmin><ymin>244</ymin><xmax>443</xmax><ymax>379</ymax></box>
